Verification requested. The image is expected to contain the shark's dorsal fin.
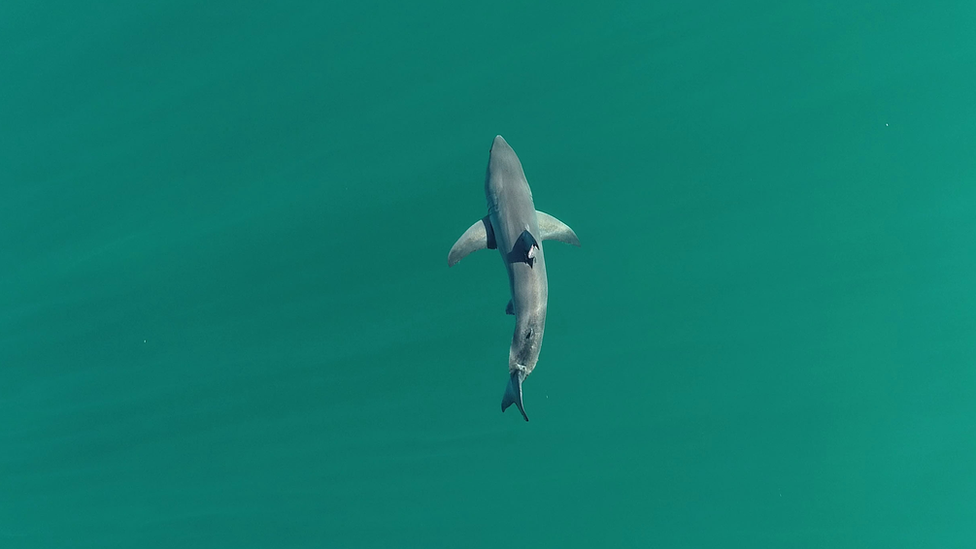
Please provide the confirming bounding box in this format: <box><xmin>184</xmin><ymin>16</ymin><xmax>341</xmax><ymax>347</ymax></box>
<box><xmin>505</xmin><ymin>299</ymin><xmax>515</xmax><ymax>315</ymax></box>
<box><xmin>448</xmin><ymin>216</ymin><xmax>496</xmax><ymax>267</ymax></box>
<box><xmin>536</xmin><ymin>211</ymin><xmax>581</xmax><ymax>247</ymax></box>
<box><xmin>507</xmin><ymin>230</ymin><xmax>539</xmax><ymax>267</ymax></box>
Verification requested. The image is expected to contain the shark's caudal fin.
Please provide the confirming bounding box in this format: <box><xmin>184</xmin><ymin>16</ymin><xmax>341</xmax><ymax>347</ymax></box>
<box><xmin>501</xmin><ymin>370</ymin><xmax>529</xmax><ymax>421</ymax></box>
<box><xmin>536</xmin><ymin>211</ymin><xmax>581</xmax><ymax>247</ymax></box>
<box><xmin>448</xmin><ymin>216</ymin><xmax>496</xmax><ymax>266</ymax></box>
<box><xmin>507</xmin><ymin>230</ymin><xmax>540</xmax><ymax>267</ymax></box>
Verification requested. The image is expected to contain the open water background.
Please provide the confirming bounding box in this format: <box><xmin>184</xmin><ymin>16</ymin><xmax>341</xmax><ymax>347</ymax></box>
<box><xmin>2</xmin><ymin>1</ymin><xmax>975</xmax><ymax>547</ymax></box>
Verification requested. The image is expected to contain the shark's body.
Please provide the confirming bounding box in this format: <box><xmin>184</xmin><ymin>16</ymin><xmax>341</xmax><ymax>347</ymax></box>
<box><xmin>448</xmin><ymin>135</ymin><xmax>580</xmax><ymax>421</ymax></box>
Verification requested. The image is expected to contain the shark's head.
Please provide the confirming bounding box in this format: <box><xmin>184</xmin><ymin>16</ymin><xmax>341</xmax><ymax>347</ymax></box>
<box><xmin>488</xmin><ymin>135</ymin><xmax>517</xmax><ymax>169</ymax></box>
<box><xmin>490</xmin><ymin>134</ymin><xmax>511</xmax><ymax>152</ymax></box>
<box><xmin>485</xmin><ymin>135</ymin><xmax>526</xmax><ymax>197</ymax></box>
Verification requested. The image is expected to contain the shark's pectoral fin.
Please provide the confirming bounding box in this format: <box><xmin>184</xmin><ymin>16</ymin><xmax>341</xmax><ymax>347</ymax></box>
<box><xmin>448</xmin><ymin>216</ymin><xmax>496</xmax><ymax>266</ymax></box>
<box><xmin>505</xmin><ymin>299</ymin><xmax>515</xmax><ymax>315</ymax></box>
<box><xmin>537</xmin><ymin>211</ymin><xmax>581</xmax><ymax>247</ymax></box>
<box><xmin>507</xmin><ymin>230</ymin><xmax>540</xmax><ymax>267</ymax></box>
<box><xmin>501</xmin><ymin>370</ymin><xmax>529</xmax><ymax>421</ymax></box>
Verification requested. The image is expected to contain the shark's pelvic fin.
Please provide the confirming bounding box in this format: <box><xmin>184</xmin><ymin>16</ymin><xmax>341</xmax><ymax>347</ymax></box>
<box><xmin>501</xmin><ymin>370</ymin><xmax>529</xmax><ymax>421</ymax></box>
<box><xmin>536</xmin><ymin>211</ymin><xmax>581</xmax><ymax>247</ymax></box>
<box><xmin>508</xmin><ymin>230</ymin><xmax>540</xmax><ymax>267</ymax></box>
<box><xmin>448</xmin><ymin>216</ymin><xmax>496</xmax><ymax>267</ymax></box>
<box><xmin>505</xmin><ymin>299</ymin><xmax>515</xmax><ymax>315</ymax></box>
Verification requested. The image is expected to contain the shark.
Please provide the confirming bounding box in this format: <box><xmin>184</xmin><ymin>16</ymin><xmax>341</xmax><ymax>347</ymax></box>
<box><xmin>448</xmin><ymin>135</ymin><xmax>580</xmax><ymax>421</ymax></box>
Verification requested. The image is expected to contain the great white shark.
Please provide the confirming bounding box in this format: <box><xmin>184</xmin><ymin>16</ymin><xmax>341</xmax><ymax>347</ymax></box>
<box><xmin>448</xmin><ymin>135</ymin><xmax>580</xmax><ymax>421</ymax></box>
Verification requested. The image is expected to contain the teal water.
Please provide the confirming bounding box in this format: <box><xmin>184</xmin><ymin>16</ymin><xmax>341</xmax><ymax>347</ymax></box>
<box><xmin>3</xmin><ymin>1</ymin><xmax>975</xmax><ymax>547</ymax></box>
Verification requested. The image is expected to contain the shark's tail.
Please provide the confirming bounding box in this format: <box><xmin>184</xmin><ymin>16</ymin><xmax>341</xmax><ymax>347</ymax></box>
<box><xmin>501</xmin><ymin>370</ymin><xmax>529</xmax><ymax>422</ymax></box>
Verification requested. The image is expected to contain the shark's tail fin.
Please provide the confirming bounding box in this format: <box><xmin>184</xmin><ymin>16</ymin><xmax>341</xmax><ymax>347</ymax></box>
<box><xmin>501</xmin><ymin>370</ymin><xmax>529</xmax><ymax>421</ymax></box>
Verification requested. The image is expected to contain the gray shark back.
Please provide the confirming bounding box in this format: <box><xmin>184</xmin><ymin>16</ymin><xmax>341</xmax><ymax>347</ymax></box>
<box><xmin>447</xmin><ymin>135</ymin><xmax>580</xmax><ymax>422</ymax></box>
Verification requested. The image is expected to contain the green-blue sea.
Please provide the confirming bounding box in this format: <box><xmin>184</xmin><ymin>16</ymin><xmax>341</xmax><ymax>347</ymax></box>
<box><xmin>3</xmin><ymin>1</ymin><xmax>975</xmax><ymax>547</ymax></box>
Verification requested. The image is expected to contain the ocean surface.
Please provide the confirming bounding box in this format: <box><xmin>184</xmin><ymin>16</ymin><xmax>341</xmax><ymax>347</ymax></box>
<box><xmin>3</xmin><ymin>1</ymin><xmax>975</xmax><ymax>547</ymax></box>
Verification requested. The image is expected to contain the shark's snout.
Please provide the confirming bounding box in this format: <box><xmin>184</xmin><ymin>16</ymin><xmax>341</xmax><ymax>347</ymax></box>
<box><xmin>491</xmin><ymin>135</ymin><xmax>510</xmax><ymax>152</ymax></box>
